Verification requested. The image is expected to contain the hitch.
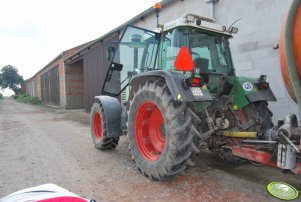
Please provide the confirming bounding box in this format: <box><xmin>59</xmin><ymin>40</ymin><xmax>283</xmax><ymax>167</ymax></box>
<box><xmin>231</xmin><ymin>114</ymin><xmax>301</xmax><ymax>174</ymax></box>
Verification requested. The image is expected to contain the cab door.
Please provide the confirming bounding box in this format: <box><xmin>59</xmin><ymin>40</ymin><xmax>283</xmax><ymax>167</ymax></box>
<box><xmin>102</xmin><ymin>25</ymin><xmax>160</xmax><ymax>96</ymax></box>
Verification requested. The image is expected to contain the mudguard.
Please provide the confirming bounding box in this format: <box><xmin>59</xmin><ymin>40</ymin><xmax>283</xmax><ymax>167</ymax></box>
<box><xmin>130</xmin><ymin>70</ymin><xmax>213</xmax><ymax>102</ymax></box>
<box><xmin>94</xmin><ymin>95</ymin><xmax>122</xmax><ymax>138</ymax></box>
<box><xmin>247</xmin><ymin>88</ymin><xmax>277</xmax><ymax>103</ymax></box>
<box><xmin>229</xmin><ymin>76</ymin><xmax>277</xmax><ymax>110</ymax></box>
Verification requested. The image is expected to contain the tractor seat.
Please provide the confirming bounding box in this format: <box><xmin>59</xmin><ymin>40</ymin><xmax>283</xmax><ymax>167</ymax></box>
<box><xmin>194</xmin><ymin>58</ymin><xmax>209</xmax><ymax>73</ymax></box>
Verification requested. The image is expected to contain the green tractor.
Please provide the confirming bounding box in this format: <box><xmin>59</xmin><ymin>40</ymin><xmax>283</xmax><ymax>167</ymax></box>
<box><xmin>90</xmin><ymin>13</ymin><xmax>301</xmax><ymax>180</ymax></box>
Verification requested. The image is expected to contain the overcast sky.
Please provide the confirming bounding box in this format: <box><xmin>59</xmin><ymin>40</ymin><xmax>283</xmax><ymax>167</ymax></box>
<box><xmin>0</xmin><ymin>0</ymin><xmax>160</xmax><ymax>95</ymax></box>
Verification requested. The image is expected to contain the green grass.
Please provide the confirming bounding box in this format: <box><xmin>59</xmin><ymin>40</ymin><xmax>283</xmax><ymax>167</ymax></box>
<box><xmin>14</xmin><ymin>94</ymin><xmax>42</xmax><ymax>105</ymax></box>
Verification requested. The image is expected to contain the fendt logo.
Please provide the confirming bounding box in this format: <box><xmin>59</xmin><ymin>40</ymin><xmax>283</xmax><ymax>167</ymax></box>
<box><xmin>242</xmin><ymin>82</ymin><xmax>253</xmax><ymax>91</ymax></box>
<box><xmin>267</xmin><ymin>182</ymin><xmax>299</xmax><ymax>201</ymax></box>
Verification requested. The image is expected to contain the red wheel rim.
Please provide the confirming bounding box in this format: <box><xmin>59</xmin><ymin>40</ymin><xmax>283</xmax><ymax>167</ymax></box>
<box><xmin>93</xmin><ymin>112</ymin><xmax>102</xmax><ymax>139</ymax></box>
<box><xmin>135</xmin><ymin>100</ymin><xmax>165</xmax><ymax>161</ymax></box>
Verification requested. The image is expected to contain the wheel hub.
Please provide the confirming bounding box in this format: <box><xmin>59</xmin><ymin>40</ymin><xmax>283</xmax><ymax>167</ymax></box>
<box><xmin>93</xmin><ymin>112</ymin><xmax>102</xmax><ymax>140</ymax></box>
<box><xmin>135</xmin><ymin>100</ymin><xmax>165</xmax><ymax>160</ymax></box>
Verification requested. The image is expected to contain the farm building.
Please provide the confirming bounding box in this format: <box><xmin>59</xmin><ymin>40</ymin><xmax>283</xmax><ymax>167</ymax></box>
<box><xmin>25</xmin><ymin>44</ymin><xmax>87</xmax><ymax>108</ymax></box>
<box><xmin>26</xmin><ymin>0</ymin><xmax>299</xmax><ymax>121</ymax></box>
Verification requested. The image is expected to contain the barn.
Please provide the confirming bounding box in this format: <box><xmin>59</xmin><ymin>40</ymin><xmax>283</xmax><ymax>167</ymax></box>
<box><xmin>25</xmin><ymin>44</ymin><xmax>87</xmax><ymax>108</ymax></box>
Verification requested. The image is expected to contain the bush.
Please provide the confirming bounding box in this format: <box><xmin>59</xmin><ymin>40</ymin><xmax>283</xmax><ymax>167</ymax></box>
<box><xmin>28</xmin><ymin>96</ymin><xmax>42</xmax><ymax>105</ymax></box>
<box><xmin>0</xmin><ymin>93</ymin><xmax>3</xmax><ymax>100</ymax></box>
<box><xmin>15</xmin><ymin>94</ymin><xmax>41</xmax><ymax>105</ymax></box>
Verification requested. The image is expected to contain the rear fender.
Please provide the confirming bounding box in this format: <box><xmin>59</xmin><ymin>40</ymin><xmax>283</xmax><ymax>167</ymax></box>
<box><xmin>94</xmin><ymin>96</ymin><xmax>123</xmax><ymax>138</ymax></box>
<box><xmin>229</xmin><ymin>76</ymin><xmax>277</xmax><ymax>109</ymax></box>
<box><xmin>129</xmin><ymin>70</ymin><xmax>213</xmax><ymax>102</ymax></box>
<box><xmin>246</xmin><ymin>88</ymin><xmax>277</xmax><ymax>103</ymax></box>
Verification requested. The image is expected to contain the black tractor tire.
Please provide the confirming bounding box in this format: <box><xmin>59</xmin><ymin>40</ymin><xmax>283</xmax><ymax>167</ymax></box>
<box><xmin>90</xmin><ymin>101</ymin><xmax>119</xmax><ymax>150</ymax></box>
<box><xmin>128</xmin><ymin>80</ymin><xmax>193</xmax><ymax>181</ymax></box>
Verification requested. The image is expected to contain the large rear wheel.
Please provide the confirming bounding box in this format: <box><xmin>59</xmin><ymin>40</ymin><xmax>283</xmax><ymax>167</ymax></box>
<box><xmin>90</xmin><ymin>101</ymin><xmax>119</xmax><ymax>150</ymax></box>
<box><xmin>128</xmin><ymin>80</ymin><xmax>193</xmax><ymax>181</ymax></box>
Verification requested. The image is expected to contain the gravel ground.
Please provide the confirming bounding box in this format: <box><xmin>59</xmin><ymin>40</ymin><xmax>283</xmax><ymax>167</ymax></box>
<box><xmin>0</xmin><ymin>98</ymin><xmax>301</xmax><ymax>202</ymax></box>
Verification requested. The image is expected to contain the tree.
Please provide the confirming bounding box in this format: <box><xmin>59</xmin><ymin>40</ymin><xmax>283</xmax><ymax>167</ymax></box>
<box><xmin>0</xmin><ymin>65</ymin><xmax>24</xmax><ymax>95</ymax></box>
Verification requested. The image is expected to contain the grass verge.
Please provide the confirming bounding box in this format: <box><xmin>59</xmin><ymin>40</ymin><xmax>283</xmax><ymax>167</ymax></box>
<box><xmin>14</xmin><ymin>94</ymin><xmax>42</xmax><ymax>105</ymax></box>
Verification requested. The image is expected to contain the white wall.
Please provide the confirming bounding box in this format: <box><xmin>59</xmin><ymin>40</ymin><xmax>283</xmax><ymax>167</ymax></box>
<box><xmin>214</xmin><ymin>0</ymin><xmax>300</xmax><ymax>122</ymax></box>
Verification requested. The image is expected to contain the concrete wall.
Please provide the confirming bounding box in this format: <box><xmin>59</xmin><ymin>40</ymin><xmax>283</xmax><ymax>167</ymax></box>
<box><xmin>214</xmin><ymin>0</ymin><xmax>300</xmax><ymax>121</ymax></box>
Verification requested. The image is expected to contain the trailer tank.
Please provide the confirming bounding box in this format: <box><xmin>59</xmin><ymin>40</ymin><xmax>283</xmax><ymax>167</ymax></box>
<box><xmin>280</xmin><ymin>0</ymin><xmax>301</xmax><ymax>104</ymax></box>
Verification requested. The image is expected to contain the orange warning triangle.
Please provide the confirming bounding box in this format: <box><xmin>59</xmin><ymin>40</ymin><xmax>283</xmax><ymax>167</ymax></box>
<box><xmin>174</xmin><ymin>46</ymin><xmax>194</xmax><ymax>71</ymax></box>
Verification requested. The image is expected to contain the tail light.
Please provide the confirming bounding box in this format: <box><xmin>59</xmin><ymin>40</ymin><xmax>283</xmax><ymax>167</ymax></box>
<box><xmin>192</xmin><ymin>77</ymin><xmax>202</xmax><ymax>87</ymax></box>
<box><xmin>183</xmin><ymin>77</ymin><xmax>203</xmax><ymax>87</ymax></box>
<box><xmin>258</xmin><ymin>82</ymin><xmax>269</xmax><ymax>90</ymax></box>
<box><xmin>257</xmin><ymin>75</ymin><xmax>269</xmax><ymax>90</ymax></box>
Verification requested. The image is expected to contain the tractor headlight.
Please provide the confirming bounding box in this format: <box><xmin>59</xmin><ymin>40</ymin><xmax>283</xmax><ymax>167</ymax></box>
<box><xmin>186</xmin><ymin>15</ymin><xmax>195</xmax><ymax>23</ymax></box>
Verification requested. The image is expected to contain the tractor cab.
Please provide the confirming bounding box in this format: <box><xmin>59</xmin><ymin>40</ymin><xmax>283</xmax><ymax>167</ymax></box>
<box><xmin>102</xmin><ymin>14</ymin><xmax>236</xmax><ymax>98</ymax></box>
<box><xmin>160</xmin><ymin>25</ymin><xmax>235</xmax><ymax>94</ymax></box>
<box><xmin>160</xmin><ymin>26</ymin><xmax>234</xmax><ymax>74</ymax></box>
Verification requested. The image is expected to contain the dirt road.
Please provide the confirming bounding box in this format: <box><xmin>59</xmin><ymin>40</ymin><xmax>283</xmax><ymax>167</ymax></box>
<box><xmin>1</xmin><ymin>98</ymin><xmax>301</xmax><ymax>201</ymax></box>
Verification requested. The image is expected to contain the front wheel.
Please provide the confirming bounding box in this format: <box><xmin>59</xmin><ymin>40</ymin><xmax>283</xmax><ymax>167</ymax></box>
<box><xmin>90</xmin><ymin>101</ymin><xmax>119</xmax><ymax>150</ymax></box>
<box><xmin>128</xmin><ymin>80</ymin><xmax>193</xmax><ymax>181</ymax></box>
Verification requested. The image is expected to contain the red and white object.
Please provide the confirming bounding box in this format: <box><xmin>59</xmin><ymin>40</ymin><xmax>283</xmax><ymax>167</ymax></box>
<box><xmin>0</xmin><ymin>184</ymin><xmax>91</xmax><ymax>202</ymax></box>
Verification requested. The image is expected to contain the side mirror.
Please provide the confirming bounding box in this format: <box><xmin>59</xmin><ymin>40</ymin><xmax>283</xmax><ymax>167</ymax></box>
<box><xmin>106</xmin><ymin>46</ymin><xmax>116</xmax><ymax>61</ymax></box>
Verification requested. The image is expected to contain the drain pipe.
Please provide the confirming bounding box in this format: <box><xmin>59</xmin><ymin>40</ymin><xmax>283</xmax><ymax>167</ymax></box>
<box><xmin>205</xmin><ymin>0</ymin><xmax>219</xmax><ymax>19</ymax></box>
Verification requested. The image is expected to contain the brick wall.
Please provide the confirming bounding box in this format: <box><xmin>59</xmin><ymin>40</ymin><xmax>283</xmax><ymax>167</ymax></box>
<box><xmin>65</xmin><ymin>60</ymin><xmax>84</xmax><ymax>109</ymax></box>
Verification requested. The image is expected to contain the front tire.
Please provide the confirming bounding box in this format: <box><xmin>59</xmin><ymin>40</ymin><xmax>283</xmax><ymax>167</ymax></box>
<box><xmin>128</xmin><ymin>80</ymin><xmax>193</xmax><ymax>181</ymax></box>
<box><xmin>90</xmin><ymin>101</ymin><xmax>119</xmax><ymax>150</ymax></box>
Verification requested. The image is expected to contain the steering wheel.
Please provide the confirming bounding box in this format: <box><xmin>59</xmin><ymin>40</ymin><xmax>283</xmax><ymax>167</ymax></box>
<box><xmin>190</xmin><ymin>51</ymin><xmax>200</xmax><ymax>59</ymax></box>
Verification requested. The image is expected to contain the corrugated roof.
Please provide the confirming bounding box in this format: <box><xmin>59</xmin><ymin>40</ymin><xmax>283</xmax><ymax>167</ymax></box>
<box><xmin>64</xmin><ymin>0</ymin><xmax>175</xmax><ymax>65</ymax></box>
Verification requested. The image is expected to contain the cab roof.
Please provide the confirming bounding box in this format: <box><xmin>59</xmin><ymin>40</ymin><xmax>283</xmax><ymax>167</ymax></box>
<box><xmin>162</xmin><ymin>13</ymin><xmax>232</xmax><ymax>37</ymax></box>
